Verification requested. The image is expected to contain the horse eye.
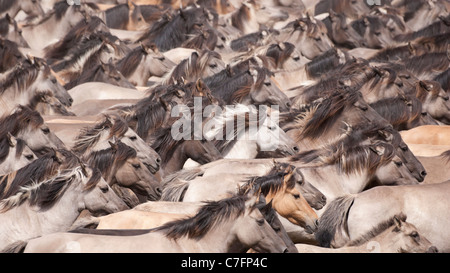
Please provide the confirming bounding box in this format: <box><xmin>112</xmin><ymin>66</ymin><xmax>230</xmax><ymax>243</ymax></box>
<box><xmin>394</xmin><ymin>161</ymin><xmax>403</xmax><ymax>167</ymax></box>
<box><xmin>374</xmin><ymin>31</ymin><xmax>381</xmax><ymax>36</ymax></box>
<box><xmin>314</xmin><ymin>37</ymin><xmax>321</xmax><ymax>41</ymax></box>
<box><xmin>293</xmin><ymin>56</ymin><xmax>300</xmax><ymax>61</ymax></box>
<box><xmin>400</xmin><ymin>146</ymin><xmax>408</xmax><ymax>151</ymax></box>
<box><xmin>158</xmin><ymin>57</ymin><xmax>165</xmax><ymax>61</ymax></box>
<box><xmin>51</xmin><ymin>78</ymin><xmax>57</xmax><ymax>84</ymax></box>
<box><xmin>41</xmin><ymin>127</ymin><xmax>50</xmax><ymax>134</ymax></box>
<box><xmin>264</xmin><ymin>82</ymin><xmax>271</xmax><ymax>86</ymax></box>
<box><xmin>293</xmin><ymin>194</ymin><xmax>300</xmax><ymax>199</ymax></box>
<box><xmin>209</xmin><ymin>64</ymin><xmax>217</xmax><ymax>68</ymax></box>
<box><xmin>129</xmin><ymin>135</ymin><xmax>137</xmax><ymax>141</ymax></box>
<box><xmin>410</xmin><ymin>231</ymin><xmax>419</xmax><ymax>238</ymax></box>
<box><xmin>421</xmin><ymin>112</ymin><xmax>427</xmax><ymax>116</ymax></box>
<box><xmin>25</xmin><ymin>154</ymin><xmax>34</xmax><ymax>160</ymax></box>
<box><xmin>256</xmin><ymin>219</ymin><xmax>265</xmax><ymax>226</ymax></box>
<box><xmin>132</xmin><ymin>163</ymin><xmax>141</xmax><ymax>169</ymax></box>
<box><xmin>100</xmin><ymin>186</ymin><xmax>109</xmax><ymax>193</ymax></box>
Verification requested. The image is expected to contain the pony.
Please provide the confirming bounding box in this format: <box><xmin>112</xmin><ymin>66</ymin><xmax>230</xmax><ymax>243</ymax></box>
<box><xmin>21</xmin><ymin>195</ymin><xmax>288</xmax><ymax>253</ymax></box>
<box><xmin>0</xmin><ymin>165</ymin><xmax>128</xmax><ymax>250</ymax></box>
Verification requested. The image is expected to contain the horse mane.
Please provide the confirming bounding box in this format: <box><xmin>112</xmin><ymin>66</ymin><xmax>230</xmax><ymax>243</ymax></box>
<box><xmin>154</xmin><ymin>194</ymin><xmax>249</xmax><ymax>240</ymax></box>
<box><xmin>395</xmin><ymin>15</ymin><xmax>450</xmax><ymax>41</ymax></box>
<box><xmin>369</xmin><ymin>45</ymin><xmax>413</xmax><ymax>62</ymax></box>
<box><xmin>403</xmin><ymin>53</ymin><xmax>449</xmax><ymax>76</ymax></box>
<box><xmin>138</xmin><ymin>6</ymin><xmax>208</xmax><ymax>52</ymax></box>
<box><xmin>0</xmin><ymin>106</ymin><xmax>44</xmax><ymax>138</ymax></box>
<box><xmin>181</xmin><ymin>28</ymin><xmax>218</xmax><ymax>51</ymax></box>
<box><xmin>105</xmin><ymin>4</ymin><xmax>130</xmax><ymax>29</ymax></box>
<box><xmin>116</xmin><ymin>46</ymin><xmax>146</xmax><ymax>78</ymax></box>
<box><xmin>0</xmin><ymin>166</ymin><xmax>100</xmax><ymax>213</ymax></box>
<box><xmin>440</xmin><ymin>150</ymin><xmax>450</xmax><ymax>163</ymax></box>
<box><xmin>84</xmin><ymin>141</ymin><xmax>136</xmax><ymax>182</ymax></box>
<box><xmin>346</xmin><ymin>213</ymin><xmax>408</xmax><ymax>247</ymax></box>
<box><xmin>0</xmin><ymin>137</ymin><xmax>27</xmax><ymax>164</ymax></box>
<box><xmin>72</xmin><ymin>115</ymin><xmax>129</xmax><ymax>155</ymax></box>
<box><xmin>44</xmin><ymin>16</ymin><xmax>106</xmax><ymax>62</ymax></box>
<box><xmin>369</xmin><ymin>96</ymin><xmax>422</xmax><ymax>128</ymax></box>
<box><xmin>231</xmin><ymin>3</ymin><xmax>251</xmax><ymax>31</ymax></box>
<box><xmin>0</xmin><ymin>59</ymin><xmax>48</xmax><ymax>94</ymax></box>
<box><xmin>305</xmin><ymin>48</ymin><xmax>341</xmax><ymax>78</ymax></box>
<box><xmin>300</xmin><ymin>89</ymin><xmax>360</xmax><ymax>140</ymax></box>
<box><xmin>0</xmin><ymin>149</ymin><xmax>81</xmax><ymax>200</ymax></box>
<box><xmin>0</xmin><ymin>0</ymin><xmax>14</xmax><ymax>13</ymax></box>
<box><xmin>291</xmin><ymin>141</ymin><xmax>396</xmax><ymax>175</ymax></box>
<box><xmin>239</xmin><ymin>170</ymin><xmax>295</xmax><ymax>196</ymax></box>
<box><xmin>204</xmin><ymin>104</ymin><xmax>264</xmax><ymax>151</ymax></box>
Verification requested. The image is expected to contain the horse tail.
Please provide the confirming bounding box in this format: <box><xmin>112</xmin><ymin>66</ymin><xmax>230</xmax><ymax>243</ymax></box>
<box><xmin>1</xmin><ymin>240</ymin><xmax>28</xmax><ymax>253</ymax></box>
<box><xmin>315</xmin><ymin>195</ymin><xmax>355</xmax><ymax>248</ymax></box>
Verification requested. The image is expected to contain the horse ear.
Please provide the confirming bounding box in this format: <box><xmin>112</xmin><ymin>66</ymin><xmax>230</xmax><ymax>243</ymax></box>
<box><xmin>196</xmin><ymin>79</ymin><xmax>205</xmax><ymax>93</ymax></box>
<box><xmin>127</xmin><ymin>0</ymin><xmax>135</xmax><ymax>10</ymax></box>
<box><xmin>53</xmin><ymin>149</ymin><xmax>64</xmax><ymax>164</ymax></box>
<box><xmin>225</xmin><ymin>64</ymin><xmax>233</xmax><ymax>77</ymax></box>
<box><xmin>419</xmin><ymin>81</ymin><xmax>432</xmax><ymax>91</ymax></box>
<box><xmin>369</xmin><ymin>145</ymin><xmax>385</xmax><ymax>156</ymax></box>
<box><xmin>363</xmin><ymin>17</ymin><xmax>370</xmax><ymax>27</ymax></box>
<box><xmin>108</xmin><ymin>140</ymin><xmax>118</xmax><ymax>151</ymax></box>
<box><xmin>6</xmin><ymin>132</ymin><xmax>17</xmax><ymax>147</ymax></box>
<box><xmin>393</xmin><ymin>215</ymin><xmax>403</xmax><ymax>231</ymax></box>
<box><xmin>377</xmin><ymin>129</ymin><xmax>393</xmax><ymax>142</ymax></box>
<box><xmin>5</xmin><ymin>13</ymin><xmax>13</xmax><ymax>23</ymax></box>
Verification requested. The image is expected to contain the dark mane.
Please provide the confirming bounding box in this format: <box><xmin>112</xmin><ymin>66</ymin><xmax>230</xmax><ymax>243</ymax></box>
<box><xmin>370</xmin><ymin>96</ymin><xmax>422</xmax><ymax>130</ymax></box>
<box><xmin>0</xmin><ymin>106</ymin><xmax>44</xmax><ymax>139</ymax></box>
<box><xmin>116</xmin><ymin>45</ymin><xmax>146</xmax><ymax>78</ymax></box>
<box><xmin>0</xmin><ymin>0</ymin><xmax>14</xmax><ymax>13</ymax></box>
<box><xmin>44</xmin><ymin>16</ymin><xmax>106</xmax><ymax>63</ymax></box>
<box><xmin>138</xmin><ymin>6</ymin><xmax>209</xmax><ymax>52</ymax></box>
<box><xmin>72</xmin><ymin>115</ymin><xmax>129</xmax><ymax>155</ymax></box>
<box><xmin>240</xmin><ymin>171</ymin><xmax>296</xmax><ymax>196</ymax></box>
<box><xmin>305</xmin><ymin>48</ymin><xmax>341</xmax><ymax>78</ymax></box>
<box><xmin>265</xmin><ymin>42</ymin><xmax>295</xmax><ymax>69</ymax></box>
<box><xmin>300</xmin><ymin>89</ymin><xmax>360</xmax><ymax>140</ymax></box>
<box><xmin>0</xmin><ymin>137</ymin><xmax>27</xmax><ymax>164</ymax></box>
<box><xmin>403</xmin><ymin>53</ymin><xmax>449</xmax><ymax>76</ymax></box>
<box><xmin>84</xmin><ymin>141</ymin><xmax>136</xmax><ymax>182</ymax></box>
<box><xmin>0</xmin><ymin>165</ymin><xmax>101</xmax><ymax>213</ymax></box>
<box><xmin>0</xmin><ymin>149</ymin><xmax>81</xmax><ymax>200</ymax></box>
<box><xmin>0</xmin><ymin>59</ymin><xmax>47</xmax><ymax>94</ymax></box>
<box><xmin>105</xmin><ymin>4</ymin><xmax>130</xmax><ymax>29</ymax></box>
<box><xmin>154</xmin><ymin>195</ymin><xmax>248</xmax><ymax>240</ymax></box>
<box><xmin>231</xmin><ymin>3</ymin><xmax>251</xmax><ymax>32</ymax></box>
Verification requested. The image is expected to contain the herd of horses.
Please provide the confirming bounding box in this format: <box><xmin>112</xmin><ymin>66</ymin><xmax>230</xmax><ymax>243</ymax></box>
<box><xmin>0</xmin><ymin>0</ymin><xmax>449</xmax><ymax>253</ymax></box>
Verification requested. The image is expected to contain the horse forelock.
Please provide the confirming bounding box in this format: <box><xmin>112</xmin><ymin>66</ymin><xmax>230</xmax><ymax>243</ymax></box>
<box><xmin>72</xmin><ymin>117</ymin><xmax>113</xmax><ymax>155</ymax></box>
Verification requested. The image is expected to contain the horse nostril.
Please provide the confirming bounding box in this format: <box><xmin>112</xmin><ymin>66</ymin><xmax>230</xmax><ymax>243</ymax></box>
<box><xmin>156</xmin><ymin>187</ymin><xmax>162</xmax><ymax>195</ymax></box>
<box><xmin>156</xmin><ymin>157</ymin><xmax>161</xmax><ymax>164</ymax></box>
<box><xmin>286</xmin><ymin>101</ymin><xmax>291</xmax><ymax>108</ymax></box>
<box><xmin>293</xmin><ymin>146</ymin><xmax>299</xmax><ymax>152</ymax></box>
<box><xmin>321</xmin><ymin>195</ymin><xmax>327</xmax><ymax>202</ymax></box>
<box><xmin>421</xmin><ymin>171</ymin><xmax>427</xmax><ymax>177</ymax></box>
<box><xmin>315</xmin><ymin>219</ymin><xmax>319</xmax><ymax>228</ymax></box>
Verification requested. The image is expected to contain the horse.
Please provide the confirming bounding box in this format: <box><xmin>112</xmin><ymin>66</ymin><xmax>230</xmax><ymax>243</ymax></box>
<box><xmin>0</xmin><ymin>148</ymin><xmax>81</xmax><ymax>200</ymax></box>
<box><xmin>296</xmin><ymin>214</ymin><xmax>437</xmax><ymax>253</ymax></box>
<box><xmin>0</xmin><ymin>105</ymin><xmax>66</xmax><ymax>156</ymax></box>
<box><xmin>64</xmin><ymin>61</ymin><xmax>135</xmax><ymax>90</ymax></box>
<box><xmin>163</xmin><ymin>163</ymin><xmax>319</xmax><ymax>232</ymax></box>
<box><xmin>206</xmin><ymin>66</ymin><xmax>292</xmax><ymax>112</ymax></box>
<box><xmin>83</xmin><ymin>139</ymin><xmax>162</xmax><ymax>202</ymax></box>
<box><xmin>0</xmin><ymin>165</ymin><xmax>128</xmax><ymax>251</ymax></box>
<box><xmin>71</xmin><ymin>114</ymin><xmax>161</xmax><ymax>174</ymax></box>
<box><xmin>0</xmin><ymin>0</ymin><xmax>45</xmax><ymax>19</ymax></box>
<box><xmin>20</xmin><ymin>1</ymin><xmax>86</xmax><ymax>54</ymax></box>
<box><xmin>0</xmin><ymin>57</ymin><xmax>73</xmax><ymax>116</ymax></box>
<box><xmin>0</xmin><ymin>38</ymin><xmax>25</xmax><ymax>73</ymax></box>
<box><xmin>149</xmin><ymin>117</ymin><xmax>223</xmax><ymax>176</ymax></box>
<box><xmin>369</xmin><ymin>96</ymin><xmax>439</xmax><ymax>131</ymax></box>
<box><xmin>315</xmin><ymin>181</ymin><xmax>450</xmax><ymax>252</ymax></box>
<box><xmin>95</xmin><ymin>1</ymin><xmax>147</xmax><ymax>31</ymax></box>
<box><xmin>201</xmin><ymin>103</ymin><xmax>299</xmax><ymax>159</ymax></box>
<box><xmin>163</xmin><ymin>50</ymin><xmax>225</xmax><ymax>85</ymax></box>
<box><xmin>165</xmin><ymin>159</ymin><xmax>327</xmax><ymax>210</ymax></box>
<box><xmin>137</xmin><ymin>5</ymin><xmax>214</xmax><ymax>52</ymax></box>
<box><xmin>21</xmin><ymin>195</ymin><xmax>289</xmax><ymax>253</ymax></box>
<box><xmin>51</xmin><ymin>31</ymin><xmax>128</xmax><ymax>84</ymax></box>
<box><xmin>0</xmin><ymin>14</ymin><xmax>29</xmax><ymax>47</ymax></box>
<box><xmin>223</xmin><ymin>0</ymin><xmax>288</xmax><ymax>35</ymax></box>
<box><xmin>116</xmin><ymin>43</ymin><xmax>175</xmax><ymax>86</ymax></box>
<box><xmin>0</xmin><ymin>134</ymin><xmax>36</xmax><ymax>175</ymax></box>
<box><xmin>275</xmin><ymin>16</ymin><xmax>334</xmax><ymax>60</ymax></box>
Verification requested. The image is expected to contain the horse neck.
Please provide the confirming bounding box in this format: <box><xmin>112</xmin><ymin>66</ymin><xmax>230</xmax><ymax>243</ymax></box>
<box><xmin>300</xmin><ymin>164</ymin><xmax>370</xmax><ymax>203</ymax></box>
<box><xmin>20</xmin><ymin>182</ymin><xmax>84</xmax><ymax>234</ymax></box>
<box><xmin>161</xmin><ymin>143</ymin><xmax>188</xmax><ymax>176</ymax></box>
<box><xmin>169</xmin><ymin>215</ymin><xmax>246</xmax><ymax>253</ymax></box>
